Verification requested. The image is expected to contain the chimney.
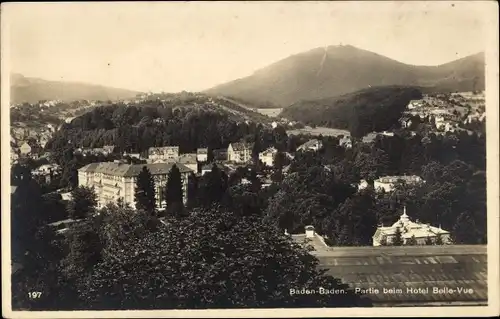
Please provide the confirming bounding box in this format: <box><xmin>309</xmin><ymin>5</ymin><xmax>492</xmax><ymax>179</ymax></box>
<box><xmin>284</xmin><ymin>229</ymin><xmax>289</xmax><ymax>236</ymax></box>
<box><xmin>305</xmin><ymin>225</ymin><xmax>315</xmax><ymax>238</ymax></box>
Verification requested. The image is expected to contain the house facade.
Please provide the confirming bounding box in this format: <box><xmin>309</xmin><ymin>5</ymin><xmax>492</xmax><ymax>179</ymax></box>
<box><xmin>148</xmin><ymin>146</ymin><xmax>180</xmax><ymax>162</ymax></box>
<box><xmin>372</xmin><ymin>207</ymin><xmax>451</xmax><ymax>246</ymax></box>
<box><xmin>258</xmin><ymin>147</ymin><xmax>278</xmax><ymax>167</ymax></box>
<box><xmin>227</xmin><ymin>142</ymin><xmax>254</xmax><ymax>164</ymax></box>
<box><xmin>78</xmin><ymin>161</ymin><xmax>192</xmax><ymax>209</ymax></box>
<box><xmin>196</xmin><ymin>148</ymin><xmax>208</xmax><ymax>162</ymax></box>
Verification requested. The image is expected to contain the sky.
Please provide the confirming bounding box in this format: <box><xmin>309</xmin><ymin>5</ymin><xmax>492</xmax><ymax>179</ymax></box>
<box><xmin>5</xmin><ymin>1</ymin><xmax>490</xmax><ymax>93</ymax></box>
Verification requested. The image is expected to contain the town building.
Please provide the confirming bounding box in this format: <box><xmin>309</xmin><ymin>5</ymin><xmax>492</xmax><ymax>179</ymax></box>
<box><xmin>227</xmin><ymin>142</ymin><xmax>254</xmax><ymax>164</ymax></box>
<box><xmin>357</xmin><ymin>179</ymin><xmax>370</xmax><ymax>191</ymax></box>
<box><xmin>297</xmin><ymin>139</ymin><xmax>323</xmax><ymax>152</ymax></box>
<box><xmin>148</xmin><ymin>146</ymin><xmax>180</xmax><ymax>162</ymax></box>
<box><xmin>77</xmin><ymin>161</ymin><xmax>193</xmax><ymax>209</ymax></box>
<box><xmin>174</xmin><ymin>153</ymin><xmax>198</xmax><ymax>173</ymax></box>
<box><xmin>407</xmin><ymin>99</ymin><xmax>423</xmax><ymax>110</ymax></box>
<box><xmin>373</xmin><ymin>175</ymin><xmax>424</xmax><ymax>192</ymax></box>
<box><xmin>372</xmin><ymin>207</ymin><xmax>451</xmax><ymax>246</ymax></box>
<box><xmin>400</xmin><ymin>116</ymin><xmax>413</xmax><ymax>128</ymax></box>
<box><xmin>32</xmin><ymin>164</ymin><xmax>61</xmax><ymax>183</ymax></box>
<box><xmin>339</xmin><ymin>136</ymin><xmax>352</xmax><ymax>148</ymax></box>
<box><xmin>196</xmin><ymin>148</ymin><xmax>208</xmax><ymax>162</ymax></box>
<box><xmin>258</xmin><ymin>147</ymin><xmax>278</xmax><ymax>167</ymax></box>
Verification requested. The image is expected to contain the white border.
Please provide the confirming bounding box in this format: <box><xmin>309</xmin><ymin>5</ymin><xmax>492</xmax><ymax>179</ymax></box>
<box><xmin>1</xmin><ymin>1</ymin><xmax>499</xmax><ymax>318</ymax></box>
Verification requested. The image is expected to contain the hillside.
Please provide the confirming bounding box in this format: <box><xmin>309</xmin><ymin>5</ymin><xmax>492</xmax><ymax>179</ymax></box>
<box><xmin>280</xmin><ymin>86</ymin><xmax>423</xmax><ymax>138</ymax></box>
<box><xmin>205</xmin><ymin>45</ymin><xmax>484</xmax><ymax>107</ymax></box>
<box><xmin>10</xmin><ymin>73</ymin><xmax>140</xmax><ymax>104</ymax></box>
<box><xmin>45</xmin><ymin>93</ymin><xmax>275</xmax><ymax>155</ymax></box>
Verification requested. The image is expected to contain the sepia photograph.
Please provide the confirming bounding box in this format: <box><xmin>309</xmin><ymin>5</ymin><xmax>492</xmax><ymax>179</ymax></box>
<box><xmin>1</xmin><ymin>1</ymin><xmax>499</xmax><ymax>318</ymax></box>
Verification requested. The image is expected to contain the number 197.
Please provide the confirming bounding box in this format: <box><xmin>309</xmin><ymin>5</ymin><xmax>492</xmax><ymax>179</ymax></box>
<box><xmin>29</xmin><ymin>292</ymin><xmax>42</xmax><ymax>299</ymax></box>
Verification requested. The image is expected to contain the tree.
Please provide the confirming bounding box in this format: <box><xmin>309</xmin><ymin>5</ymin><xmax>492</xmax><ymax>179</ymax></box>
<box><xmin>61</xmin><ymin>219</ymin><xmax>102</xmax><ymax>280</ymax></box>
<box><xmin>406</xmin><ymin>235</ymin><xmax>417</xmax><ymax>246</ymax></box>
<box><xmin>11</xmin><ymin>175</ymin><xmax>51</xmax><ymax>310</ymax></box>
<box><xmin>198</xmin><ymin>163</ymin><xmax>228</xmax><ymax>207</ymax></box>
<box><xmin>164</xmin><ymin>164</ymin><xmax>184</xmax><ymax>217</ymax></box>
<box><xmin>60</xmin><ymin>158</ymin><xmax>79</xmax><ymax>189</ymax></box>
<box><xmin>392</xmin><ymin>227</ymin><xmax>403</xmax><ymax>246</ymax></box>
<box><xmin>134</xmin><ymin>166</ymin><xmax>156</xmax><ymax>215</ymax></box>
<box><xmin>379</xmin><ymin>236</ymin><xmax>388</xmax><ymax>246</ymax></box>
<box><xmin>67</xmin><ymin>186</ymin><xmax>97</xmax><ymax>219</ymax></box>
<box><xmin>74</xmin><ymin>206</ymin><xmax>370</xmax><ymax>309</ymax></box>
<box><xmin>434</xmin><ymin>234</ymin><xmax>444</xmax><ymax>245</ymax></box>
<box><xmin>186</xmin><ymin>172</ymin><xmax>199</xmax><ymax>209</ymax></box>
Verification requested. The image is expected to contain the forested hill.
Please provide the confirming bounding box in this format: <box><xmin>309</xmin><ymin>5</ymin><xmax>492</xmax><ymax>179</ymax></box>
<box><xmin>280</xmin><ymin>86</ymin><xmax>423</xmax><ymax>138</ymax></box>
<box><xmin>205</xmin><ymin>45</ymin><xmax>484</xmax><ymax>107</ymax></box>
<box><xmin>10</xmin><ymin>73</ymin><xmax>140</xmax><ymax>104</ymax></box>
<box><xmin>45</xmin><ymin>96</ymin><xmax>275</xmax><ymax>155</ymax></box>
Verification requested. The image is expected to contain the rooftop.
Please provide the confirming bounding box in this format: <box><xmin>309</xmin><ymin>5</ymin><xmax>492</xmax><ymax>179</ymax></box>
<box><xmin>78</xmin><ymin>162</ymin><xmax>193</xmax><ymax>177</ymax></box>
<box><xmin>315</xmin><ymin>245</ymin><xmax>487</xmax><ymax>306</ymax></box>
<box><xmin>376</xmin><ymin>175</ymin><xmax>422</xmax><ymax>184</ymax></box>
<box><xmin>297</xmin><ymin>139</ymin><xmax>322</xmax><ymax>150</ymax></box>
<box><xmin>230</xmin><ymin>142</ymin><xmax>254</xmax><ymax>151</ymax></box>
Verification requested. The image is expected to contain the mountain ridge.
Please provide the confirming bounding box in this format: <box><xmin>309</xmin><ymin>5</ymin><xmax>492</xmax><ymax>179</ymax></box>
<box><xmin>205</xmin><ymin>45</ymin><xmax>485</xmax><ymax>107</ymax></box>
<box><xmin>10</xmin><ymin>73</ymin><xmax>141</xmax><ymax>104</ymax></box>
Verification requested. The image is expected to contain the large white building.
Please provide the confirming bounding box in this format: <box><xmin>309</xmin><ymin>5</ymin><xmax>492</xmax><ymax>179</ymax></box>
<box><xmin>372</xmin><ymin>207</ymin><xmax>451</xmax><ymax>246</ymax></box>
<box><xmin>373</xmin><ymin>175</ymin><xmax>424</xmax><ymax>193</ymax></box>
<box><xmin>148</xmin><ymin>146</ymin><xmax>179</xmax><ymax>162</ymax></box>
<box><xmin>258</xmin><ymin>147</ymin><xmax>278</xmax><ymax>167</ymax></box>
<box><xmin>78</xmin><ymin>161</ymin><xmax>193</xmax><ymax>209</ymax></box>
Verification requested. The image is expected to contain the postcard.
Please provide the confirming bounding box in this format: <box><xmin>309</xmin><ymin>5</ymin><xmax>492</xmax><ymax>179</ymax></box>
<box><xmin>1</xmin><ymin>1</ymin><xmax>498</xmax><ymax>318</ymax></box>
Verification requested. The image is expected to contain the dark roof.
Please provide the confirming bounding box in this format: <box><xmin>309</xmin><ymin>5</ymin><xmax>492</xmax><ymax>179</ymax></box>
<box><xmin>230</xmin><ymin>142</ymin><xmax>254</xmax><ymax>151</ymax></box>
<box><xmin>78</xmin><ymin>162</ymin><xmax>193</xmax><ymax>177</ymax></box>
<box><xmin>313</xmin><ymin>245</ymin><xmax>487</xmax><ymax>305</ymax></box>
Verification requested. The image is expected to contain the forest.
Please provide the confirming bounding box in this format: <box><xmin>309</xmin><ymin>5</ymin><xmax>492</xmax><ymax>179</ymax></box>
<box><xmin>280</xmin><ymin>86</ymin><xmax>423</xmax><ymax>137</ymax></box>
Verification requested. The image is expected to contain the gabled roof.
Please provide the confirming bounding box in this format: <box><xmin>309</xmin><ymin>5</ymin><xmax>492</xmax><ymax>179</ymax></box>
<box><xmin>197</xmin><ymin>148</ymin><xmax>208</xmax><ymax>154</ymax></box>
<box><xmin>230</xmin><ymin>142</ymin><xmax>254</xmax><ymax>151</ymax></box>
